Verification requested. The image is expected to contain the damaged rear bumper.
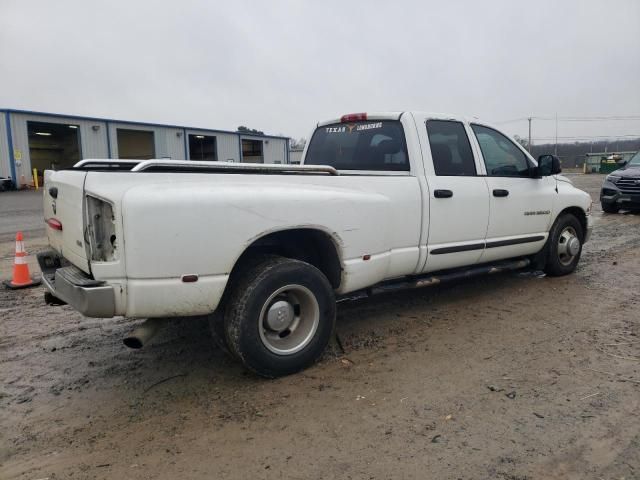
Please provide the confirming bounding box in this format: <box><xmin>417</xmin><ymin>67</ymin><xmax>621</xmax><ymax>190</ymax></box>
<box><xmin>37</xmin><ymin>250</ymin><xmax>115</xmax><ymax>318</ymax></box>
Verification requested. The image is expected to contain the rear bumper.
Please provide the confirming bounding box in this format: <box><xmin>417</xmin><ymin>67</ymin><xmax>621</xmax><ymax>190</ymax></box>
<box><xmin>38</xmin><ymin>251</ymin><xmax>115</xmax><ymax>318</ymax></box>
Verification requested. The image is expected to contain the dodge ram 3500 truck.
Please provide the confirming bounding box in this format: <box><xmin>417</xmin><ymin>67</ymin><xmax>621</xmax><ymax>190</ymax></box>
<box><xmin>39</xmin><ymin>112</ymin><xmax>593</xmax><ymax>377</ymax></box>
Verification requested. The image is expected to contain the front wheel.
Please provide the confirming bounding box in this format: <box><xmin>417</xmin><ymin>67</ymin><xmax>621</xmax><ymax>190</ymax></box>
<box><xmin>543</xmin><ymin>213</ymin><xmax>584</xmax><ymax>277</ymax></box>
<box><xmin>223</xmin><ymin>256</ymin><xmax>336</xmax><ymax>378</ymax></box>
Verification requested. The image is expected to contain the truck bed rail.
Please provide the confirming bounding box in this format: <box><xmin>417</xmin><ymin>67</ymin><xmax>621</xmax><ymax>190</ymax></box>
<box><xmin>71</xmin><ymin>159</ymin><xmax>338</xmax><ymax>176</ymax></box>
<box><xmin>72</xmin><ymin>159</ymin><xmax>142</xmax><ymax>170</ymax></box>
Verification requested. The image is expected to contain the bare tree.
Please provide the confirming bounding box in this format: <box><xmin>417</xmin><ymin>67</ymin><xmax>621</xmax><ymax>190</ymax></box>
<box><xmin>237</xmin><ymin>126</ymin><xmax>264</xmax><ymax>135</ymax></box>
<box><xmin>514</xmin><ymin>135</ymin><xmax>529</xmax><ymax>150</ymax></box>
<box><xmin>290</xmin><ymin>137</ymin><xmax>307</xmax><ymax>150</ymax></box>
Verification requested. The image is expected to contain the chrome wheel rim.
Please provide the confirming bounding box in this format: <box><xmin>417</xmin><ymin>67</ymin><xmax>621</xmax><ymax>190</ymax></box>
<box><xmin>258</xmin><ymin>284</ymin><xmax>320</xmax><ymax>355</ymax></box>
<box><xmin>557</xmin><ymin>226</ymin><xmax>580</xmax><ymax>266</ymax></box>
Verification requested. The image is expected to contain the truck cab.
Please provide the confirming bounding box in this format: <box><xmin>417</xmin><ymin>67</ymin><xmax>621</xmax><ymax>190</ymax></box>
<box><xmin>302</xmin><ymin>112</ymin><xmax>591</xmax><ymax>273</ymax></box>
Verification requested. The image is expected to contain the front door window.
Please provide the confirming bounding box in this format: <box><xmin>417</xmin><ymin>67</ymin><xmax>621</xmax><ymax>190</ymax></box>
<box><xmin>471</xmin><ymin>124</ymin><xmax>532</xmax><ymax>177</ymax></box>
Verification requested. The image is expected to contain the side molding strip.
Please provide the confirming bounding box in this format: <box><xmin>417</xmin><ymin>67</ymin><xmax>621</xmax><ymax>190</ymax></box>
<box><xmin>430</xmin><ymin>243</ymin><xmax>485</xmax><ymax>255</ymax></box>
<box><xmin>485</xmin><ymin>235</ymin><xmax>545</xmax><ymax>249</ymax></box>
<box><xmin>430</xmin><ymin>235</ymin><xmax>545</xmax><ymax>255</ymax></box>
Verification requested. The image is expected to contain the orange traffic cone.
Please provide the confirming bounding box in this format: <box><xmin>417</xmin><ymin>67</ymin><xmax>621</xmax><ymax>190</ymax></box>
<box><xmin>4</xmin><ymin>232</ymin><xmax>41</xmax><ymax>289</ymax></box>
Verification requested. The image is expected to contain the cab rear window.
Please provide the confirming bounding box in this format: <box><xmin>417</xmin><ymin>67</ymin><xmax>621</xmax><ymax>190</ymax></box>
<box><xmin>305</xmin><ymin>120</ymin><xmax>409</xmax><ymax>171</ymax></box>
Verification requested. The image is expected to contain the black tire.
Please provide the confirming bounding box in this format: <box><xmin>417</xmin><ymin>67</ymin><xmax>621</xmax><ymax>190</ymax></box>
<box><xmin>543</xmin><ymin>213</ymin><xmax>584</xmax><ymax>277</ymax></box>
<box><xmin>601</xmin><ymin>201</ymin><xmax>619</xmax><ymax>214</ymax></box>
<box><xmin>207</xmin><ymin>310</ymin><xmax>234</xmax><ymax>357</ymax></box>
<box><xmin>208</xmin><ymin>254</ymin><xmax>276</xmax><ymax>359</ymax></box>
<box><xmin>223</xmin><ymin>255</ymin><xmax>335</xmax><ymax>378</ymax></box>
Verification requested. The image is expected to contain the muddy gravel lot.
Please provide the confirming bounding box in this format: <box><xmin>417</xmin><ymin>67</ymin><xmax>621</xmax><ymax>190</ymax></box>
<box><xmin>1</xmin><ymin>174</ymin><xmax>639</xmax><ymax>480</ymax></box>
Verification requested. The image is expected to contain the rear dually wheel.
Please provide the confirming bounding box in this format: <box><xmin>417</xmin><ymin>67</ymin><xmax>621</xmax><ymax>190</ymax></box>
<box><xmin>223</xmin><ymin>256</ymin><xmax>336</xmax><ymax>378</ymax></box>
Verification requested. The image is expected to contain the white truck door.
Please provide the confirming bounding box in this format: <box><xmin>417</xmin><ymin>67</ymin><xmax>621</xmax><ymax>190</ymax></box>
<box><xmin>419</xmin><ymin>118</ymin><xmax>490</xmax><ymax>273</ymax></box>
<box><xmin>469</xmin><ymin>123</ymin><xmax>554</xmax><ymax>263</ymax></box>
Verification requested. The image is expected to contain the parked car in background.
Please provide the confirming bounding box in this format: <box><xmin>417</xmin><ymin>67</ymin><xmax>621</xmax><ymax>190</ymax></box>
<box><xmin>600</xmin><ymin>150</ymin><xmax>640</xmax><ymax>213</ymax></box>
<box><xmin>0</xmin><ymin>176</ymin><xmax>14</xmax><ymax>191</ymax></box>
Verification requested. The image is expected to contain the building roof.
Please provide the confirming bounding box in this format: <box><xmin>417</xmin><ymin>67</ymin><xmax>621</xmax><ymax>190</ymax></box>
<box><xmin>0</xmin><ymin>108</ymin><xmax>289</xmax><ymax>141</ymax></box>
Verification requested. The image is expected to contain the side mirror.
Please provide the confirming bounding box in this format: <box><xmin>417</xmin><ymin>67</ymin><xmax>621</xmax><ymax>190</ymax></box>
<box><xmin>537</xmin><ymin>154</ymin><xmax>562</xmax><ymax>176</ymax></box>
<box><xmin>617</xmin><ymin>159</ymin><xmax>628</xmax><ymax>167</ymax></box>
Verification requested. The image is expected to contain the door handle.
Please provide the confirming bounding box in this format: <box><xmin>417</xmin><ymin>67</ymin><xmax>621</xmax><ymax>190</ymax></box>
<box><xmin>434</xmin><ymin>189</ymin><xmax>453</xmax><ymax>198</ymax></box>
<box><xmin>493</xmin><ymin>189</ymin><xmax>509</xmax><ymax>197</ymax></box>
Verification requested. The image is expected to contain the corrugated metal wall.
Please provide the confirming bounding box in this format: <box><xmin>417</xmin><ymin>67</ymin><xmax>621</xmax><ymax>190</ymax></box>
<box><xmin>263</xmin><ymin>137</ymin><xmax>287</xmax><ymax>164</ymax></box>
<box><xmin>289</xmin><ymin>149</ymin><xmax>303</xmax><ymax>164</ymax></box>
<box><xmin>8</xmin><ymin>112</ymin><xmax>109</xmax><ymax>185</ymax></box>
<box><xmin>0</xmin><ymin>113</ymin><xmax>9</xmax><ymax>179</ymax></box>
<box><xmin>1</xmin><ymin>111</ymin><xmax>290</xmax><ymax>186</ymax></box>
<box><xmin>216</xmin><ymin>132</ymin><xmax>241</xmax><ymax>162</ymax></box>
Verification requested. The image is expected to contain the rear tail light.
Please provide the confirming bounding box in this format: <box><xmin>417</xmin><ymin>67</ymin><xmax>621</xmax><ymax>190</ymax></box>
<box><xmin>86</xmin><ymin>195</ymin><xmax>117</xmax><ymax>262</ymax></box>
<box><xmin>340</xmin><ymin>113</ymin><xmax>367</xmax><ymax>123</ymax></box>
<box><xmin>46</xmin><ymin>218</ymin><xmax>63</xmax><ymax>231</ymax></box>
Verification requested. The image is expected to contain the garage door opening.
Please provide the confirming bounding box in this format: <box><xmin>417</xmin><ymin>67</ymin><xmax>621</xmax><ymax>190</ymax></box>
<box><xmin>117</xmin><ymin>129</ymin><xmax>155</xmax><ymax>159</ymax></box>
<box><xmin>241</xmin><ymin>139</ymin><xmax>263</xmax><ymax>163</ymax></box>
<box><xmin>27</xmin><ymin>121</ymin><xmax>81</xmax><ymax>172</ymax></box>
<box><xmin>189</xmin><ymin>134</ymin><xmax>217</xmax><ymax>161</ymax></box>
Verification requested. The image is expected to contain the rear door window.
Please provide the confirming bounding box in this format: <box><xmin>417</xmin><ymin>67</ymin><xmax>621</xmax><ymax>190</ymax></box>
<box><xmin>426</xmin><ymin>120</ymin><xmax>477</xmax><ymax>176</ymax></box>
<box><xmin>305</xmin><ymin>120</ymin><xmax>409</xmax><ymax>171</ymax></box>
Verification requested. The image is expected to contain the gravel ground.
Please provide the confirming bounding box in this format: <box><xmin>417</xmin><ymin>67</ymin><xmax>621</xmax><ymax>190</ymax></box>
<box><xmin>1</xmin><ymin>174</ymin><xmax>639</xmax><ymax>480</ymax></box>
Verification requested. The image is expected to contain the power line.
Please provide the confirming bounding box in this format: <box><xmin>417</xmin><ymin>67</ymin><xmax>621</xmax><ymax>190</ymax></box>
<box><xmin>532</xmin><ymin>134</ymin><xmax>640</xmax><ymax>140</ymax></box>
<box><xmin>495</xmin><ymin>114</ymin><xmax>640</xmax><ymax>124</ymax></box>
<box><xmin>494</xmin><ymin>118</ymin><xmax>529</xmax><ymax>124</ymax></box>
<box><xmin>551</xmin><ymin>116</ymin><xmax>640</xmax><ymax>122</ymax></box>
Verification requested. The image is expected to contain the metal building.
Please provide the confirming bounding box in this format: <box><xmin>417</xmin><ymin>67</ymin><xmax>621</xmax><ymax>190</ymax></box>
<box><xmin>289</xmin><ymin>148</ymin><xmax>304</xmax><ymax>165</ymax></box>
<box><xmin>0</xmin><ymin>109</ymin><xmax>290</xmax><ymax>188</ymax></box>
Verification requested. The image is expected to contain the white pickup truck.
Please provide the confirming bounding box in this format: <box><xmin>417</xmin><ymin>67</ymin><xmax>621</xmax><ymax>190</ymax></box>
<box><xmin>39</xmin><ymin>112</ymin><xmax>592</xmax><ymax>377</ymax></box>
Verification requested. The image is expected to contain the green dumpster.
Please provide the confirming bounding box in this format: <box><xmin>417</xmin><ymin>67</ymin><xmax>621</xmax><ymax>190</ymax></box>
<box><xmin>599</xmin><ymin>159</ymin><xmax>620</xmax><ymax>174</ymax></box>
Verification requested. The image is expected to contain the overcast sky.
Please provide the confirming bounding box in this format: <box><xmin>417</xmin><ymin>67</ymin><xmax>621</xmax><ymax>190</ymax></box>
<box><xmin>1</xmin><ymin>0</ymin><xmax>639</xmax><ymax>145</ymax></box>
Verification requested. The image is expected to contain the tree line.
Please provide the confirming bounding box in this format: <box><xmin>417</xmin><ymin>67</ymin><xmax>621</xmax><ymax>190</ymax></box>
<box><xmin>515</xmin><ymin>137</ymin><xmax>640</xmax><ymax>167</ymax></box>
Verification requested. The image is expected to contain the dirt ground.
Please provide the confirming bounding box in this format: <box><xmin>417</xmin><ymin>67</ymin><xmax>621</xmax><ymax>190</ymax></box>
<box><xmin>0</xmin><ymin>190</ymin><xmax>45</xmax><ymax>243</ymax></box>
<box><xmin>1</xmin><ymin>174</ymin><xmax>639</xmax><ymax>480</ymax></box>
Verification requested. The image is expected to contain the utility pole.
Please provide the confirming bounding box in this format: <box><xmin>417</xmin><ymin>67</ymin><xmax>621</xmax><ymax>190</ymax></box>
<box><xmin>554</xmin><ymin>112</ymin><xmax>558</xmax><ymax>156</ymax></box>
<box><xmin>527</xmin><ymin>117</ymin><xmax>532</xmax><ymax>153</ymax></box>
